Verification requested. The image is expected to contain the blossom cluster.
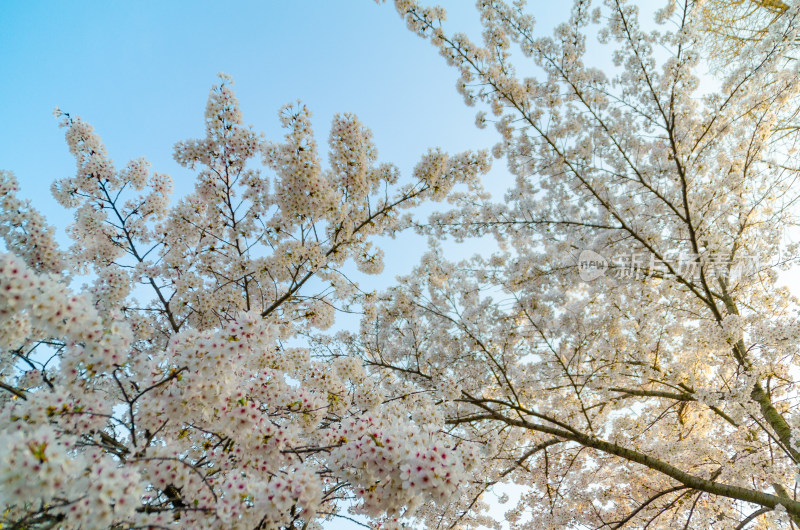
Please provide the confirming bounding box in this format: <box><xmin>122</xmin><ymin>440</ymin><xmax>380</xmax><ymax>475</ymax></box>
<box><xmin>0</xmin><ymin>172</ymin><xmax>64</xmax><ymax>274</ymax></box>
<box><xmin>324</xmin><ymin>414</ymin><xmax>475</xmax><ymax>518</ymax></box>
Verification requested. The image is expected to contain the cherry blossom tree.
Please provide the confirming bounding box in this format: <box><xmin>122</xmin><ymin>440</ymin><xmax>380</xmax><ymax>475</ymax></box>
<box><xmin>347</xmin><ymin>0</ymin><xmax>800</xmax><ymax>527</ymax></box>
<box><xmin>0</xmin><ymin>75</ymin><xmax>490</xmax><ymax>528</ymax></box>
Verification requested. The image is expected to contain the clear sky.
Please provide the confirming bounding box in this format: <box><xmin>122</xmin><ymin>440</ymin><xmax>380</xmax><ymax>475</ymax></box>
<box><xmin>0</xmin><ymin>1</ymin><xmax>531</xmax><ymax>286</ymax></box>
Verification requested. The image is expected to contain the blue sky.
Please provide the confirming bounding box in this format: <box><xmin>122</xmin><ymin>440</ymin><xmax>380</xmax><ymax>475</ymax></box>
<box><xmin>0</xmin><ymin>1</ymin><xmax>507</xmax><ymax>264</ymax></box>
<box><xmin>1</xmin><ymin>1</ymin><xmax>568</xmax><ymax>293</ymax></box>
